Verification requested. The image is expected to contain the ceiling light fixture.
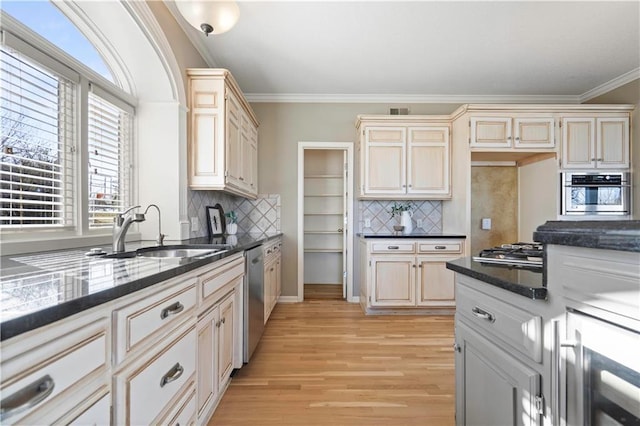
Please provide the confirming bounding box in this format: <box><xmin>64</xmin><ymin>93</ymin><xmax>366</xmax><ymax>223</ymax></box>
<box><xmin>174</xmin><ymin>0</ymin><xmax>240</xmax><ymax>37</ymax></box>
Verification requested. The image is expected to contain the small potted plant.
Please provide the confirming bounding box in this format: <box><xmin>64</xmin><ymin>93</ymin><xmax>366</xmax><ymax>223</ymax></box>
<box><xmin>389</xmin><ymin>201</ymin><xmax>414</xmax><ymax>234</ymax></box>
<box><xmin>225</xmin><ymin>211</ymin><xmax>238</xmax><ymax>235</ymax></box>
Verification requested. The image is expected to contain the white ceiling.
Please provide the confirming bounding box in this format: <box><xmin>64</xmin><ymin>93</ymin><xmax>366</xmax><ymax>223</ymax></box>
<box><xmin>167</xmin><ymin>1</ymin><xmax>640</xmax><ymax>103</ymax></box>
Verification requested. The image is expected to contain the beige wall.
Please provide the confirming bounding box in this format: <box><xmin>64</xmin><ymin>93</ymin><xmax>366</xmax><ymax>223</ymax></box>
<box><xmin>585</xmin><ymin>79</ymin><xmax>640</xmax><ymax>218</ymax></box>
<box><xmin>470</xmin><ymin>167</ymin><xmax>518</xmax><ymax>256</ymax></box>
<box><xmin>252</xmin><ymin>103</ymin><xmax>461</xmax><ymax>297</ymax></box>
<box><xmin>518</xmin><ymin>158</ymin><xmax>558</xmax><ymax>241</ymax></box>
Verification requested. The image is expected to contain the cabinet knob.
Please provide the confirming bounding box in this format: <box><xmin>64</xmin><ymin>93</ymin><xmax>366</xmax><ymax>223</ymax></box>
<box><xmin>338</xmin><ymin>228</ymin><xmax>343</xmax><ymax>233</ymax></box>
<box><xmin>453</xmin><ymin>343</ymin><xmax>461</xmax><ymax>353</ymax></box>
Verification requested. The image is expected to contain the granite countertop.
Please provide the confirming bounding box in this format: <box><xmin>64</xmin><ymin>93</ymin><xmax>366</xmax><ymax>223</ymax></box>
<box><xmin>0</xmin><ymin>233</ymin><xmax>281</xmax><ymax>341</ymax></box>
<box><xmin>446</xmin><ymin>257</ymin><xmax>546</xmax><ymax>300</ymax></box>
<box><xmin>533</xmin><ymin>220</ymin><xmax>640</xmax><ymax>252</ymax></box>
<box><xmin>358</xmin><ymin>234</ymin><xmax>467</xmax><ymax>239</ymax></box>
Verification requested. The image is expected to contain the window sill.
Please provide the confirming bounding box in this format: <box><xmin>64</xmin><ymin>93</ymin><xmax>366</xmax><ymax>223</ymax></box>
<box><xmin>0</xmin><ymin>232</ymin><xmax>142</xmax><ymax>256</ymax></box>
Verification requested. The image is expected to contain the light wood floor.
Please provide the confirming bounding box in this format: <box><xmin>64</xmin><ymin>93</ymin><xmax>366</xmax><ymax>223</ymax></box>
<box><xmin>209</xmin><ymin>300</ymin><xmax>455</xmax><ymax>425</ymax></box>
<box><xmin>304</xmin><ymin>283</ymin><xmax>343</xmax><ymax>300</ymax></box>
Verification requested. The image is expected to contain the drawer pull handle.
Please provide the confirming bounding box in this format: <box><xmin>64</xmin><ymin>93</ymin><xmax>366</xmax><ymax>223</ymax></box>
<box><xmin>160</xmin><ymin>302</ymin><xmax>184</xmax><ymax>320</ymax></box>
<box><xmin>387</xmin><ymin>246</ymin><xmax>400</xmax><ymax>250</ymax></box>
<box><xmin>0</xmin><ymin>374</ymin><xmax>55</xmax><ymax>421</ymax></box>
<box><xmin>160</xmin><ymin>363</ymin><xmax>184</xmax><ymax>388</ymax></box>
<box><xmin>472</xmin><ymin>306</ymin><xmax>495</xmax><ymax>323</ymax></box>
<box><xmin>434</xmin><ymin>246</ymin><xmax>446</xmax><ymax>250</ymax></box>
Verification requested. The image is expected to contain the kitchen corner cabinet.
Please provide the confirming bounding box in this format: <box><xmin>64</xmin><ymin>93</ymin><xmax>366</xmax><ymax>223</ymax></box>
<box><xmin>357</xmin><ymin>117</ymin><xmax>451</xmax><ymax>199</ymax></box>
<box><xmin>360</xmin><ymin>238</ymin><xmax>464</xmax><ymax>313</ymax></box>
<box><xmin>561</xmin><ymin>116</ymin><xmax>630</xmax><ymax>169</ymax></box>
<box><xmin>470</xmin><ymin>116</ymin><xmax>556</xmax><ymax>149</ymax></box>
<box><xmin>187</xmin><ymin>68</ymin><xmax>259</xmax><ymax>199</ymax></box>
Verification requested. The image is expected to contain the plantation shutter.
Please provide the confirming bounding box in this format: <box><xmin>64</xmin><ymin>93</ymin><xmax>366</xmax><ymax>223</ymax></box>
<box><xmin>87</xmin><ymin>88</ymin><xmax>132</xmax><ymax>228</ymax></box>
<box><xmin>0</xmin><ymin>44</ymin><xmax>75</xmax><ymax>228</ymax></box>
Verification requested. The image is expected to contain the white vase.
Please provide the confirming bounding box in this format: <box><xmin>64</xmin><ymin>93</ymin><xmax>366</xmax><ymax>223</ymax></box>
<box><xmin>400</xmin><ymin>211</ymin><xmax>413</xmax><ymax>235</ymax></box>
<box><xmin>227</xmin><ymin>223</ymin><xmax>238</xmax><ymax>235</ymax></box>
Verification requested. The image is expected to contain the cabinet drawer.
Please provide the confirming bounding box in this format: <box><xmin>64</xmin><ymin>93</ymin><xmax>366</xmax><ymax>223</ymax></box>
<box><xmin>371</xmin><ymin>242</ymin><xmax>415</xmax><ymax>253</ymax></box>
<box><xmin>123</xmin><ymin>325</ymin><xmax>197</xmax><ymax>426</ymax></box>
<box><xmin>114</xmin><ymin>278</ymin><xmax>197</xmax><ymax>364</ymax></box>
<box><xmin>0</xmin><ymin>320</ymin><xmax>107</xmax><ymax>424</ymax></box>
<box><xmin>200</xmin><ymin>254</ymin><xmax>244</xmax><ymax>308</ymax></box>
<box><xmin>158</xmin><ymin>382</ymin><xmax>196</xmax><ymax>426</ymax></box>
<box><xmin>456</xmin><ymin>281</ymin><xmax>542</xmax><ymax>363</ymax></box>
<box><xmin>418</xmin><ymin>242</ymin><xmax>462</xmax><ymax>254</ymax></box>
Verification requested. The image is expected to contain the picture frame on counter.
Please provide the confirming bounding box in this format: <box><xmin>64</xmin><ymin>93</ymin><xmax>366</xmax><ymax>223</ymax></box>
<box><xmin>206</xmin><ymin>204</ymin><xmax>226</xmax><ymax>237</ymax></box>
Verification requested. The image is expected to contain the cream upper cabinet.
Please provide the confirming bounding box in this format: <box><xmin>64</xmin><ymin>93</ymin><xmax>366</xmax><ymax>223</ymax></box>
<box><xmin>187</xmin><ymin>69</ymin><xmax>259</xmax><ymax>199</ymax></box>
<box><xmin>562</xmin><ymin>116</ymin><xmax>630</xmax><ymax>169</ymax></box>
<box><xmin>470</xmin><ymin>116</ymin><xmax>555</xmax><ymax>149</ymax></box>
<box><xmin>358</xmin><ymin>118</ymin><xmax>451</xmax><ymax>199</ymax></box>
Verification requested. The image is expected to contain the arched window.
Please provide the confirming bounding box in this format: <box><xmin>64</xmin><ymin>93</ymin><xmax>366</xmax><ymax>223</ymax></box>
<box><xmin>1</xmin><ymin>2</ymin><xmax>135</xmax><ymax>234</ymax></box>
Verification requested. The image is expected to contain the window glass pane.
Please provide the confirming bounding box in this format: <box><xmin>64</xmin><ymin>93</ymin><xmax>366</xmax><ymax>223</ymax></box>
<box><xmin>1</xmin><ymin>45</ymin><xmax>75</xmax><ymax>228</ymax></box>
<box><xmin>1</xmin><ymin>0</ymin><xmax>114</xmax><ymax>82</ymax></box>
<box><xmin>88</xmin><ymin>93</ymin><xmax>131</xmax><ymax>228</ymax></box>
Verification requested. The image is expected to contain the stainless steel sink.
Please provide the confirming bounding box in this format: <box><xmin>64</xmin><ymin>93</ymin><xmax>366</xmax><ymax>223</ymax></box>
<box><xmin>104</xmin><ymin>244</ymin><xmax>230</xmax><ymax>259</ymax></box>
<box><xmin>137</xmin><ymin>247</ymin><xmax>221</xmax><ymax>258</ymax></box>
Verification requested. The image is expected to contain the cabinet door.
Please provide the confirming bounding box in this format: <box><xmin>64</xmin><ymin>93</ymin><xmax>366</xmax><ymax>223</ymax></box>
<box><xmin>416</xmin><ymin>259</ymin><xmax>455</xmax><ymax>306</ymax></box>
<box><xmin>370</xmin><ymin>256</ymin><xmax>415</xmax><ymax>306</ymax></box>
<box><xmin>225</xmin><ymin>90</ymin><xmax>242</xmax><ymax>186</ymax></box>
<box><xmin>363</xmin><ymin>127</ymin><xmax>406</xmax><ymax>195</ymax></box>
<box><xmin>275</xmin><ymin>253</ymin><xmax>282</xmax><ymax>300</ymax></box>
<box><xmin>264</xmin><ymin>259</ymin><xmax>276</xmax><ymax>323</ymax></box>
<box><xmin>407</xmin><ymin>127</ymin><xmax>450</xmax><ymax>196</ymax></box>
<box><xmin>596</xmin><ymin>117</ymin><xmax>629</xmax><ymax>169</ymax></box>
<box><xmin>562</xmin><ymin>118</ymin><xmax>596</xmax><ymax>169</ymax></box>
<box><xmin>197</xmin><ymin>307</ymin><xmax>219</xmax><ymax>417</ymax></box>
<box><xmin>514</xmin><ymin>117</ymin><xmax>555</xmax><ymax>148</ymax></box>
<box><xmin>247</xmin><ymin>122</ymin><xmax>258</xmax><ymax>194</ymax></box>
<box><xmin>470</xmin><ymin>117</ymin><xmax>512</xmax><ymax>148</ymax></box>
<box><xmin>455</xmin><ymin>321</ymin><xmax>541</xmax><ymax>426</ymax></box>
<box><xmin>217</xmin><ymin>294</ymin><xmax>234</xmax><ymax>389</ymax></box>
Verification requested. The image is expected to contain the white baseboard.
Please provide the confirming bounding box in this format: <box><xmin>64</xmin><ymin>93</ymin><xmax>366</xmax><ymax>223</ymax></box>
<box><xmin>347</xmin><ymin>296</ymin><xmax>360</xmax><ymax>303</ymax></box>
<box><xmin>277</xmin><ymin>296</ymin><xmax>299</xmax><ymax>303</ymax></box>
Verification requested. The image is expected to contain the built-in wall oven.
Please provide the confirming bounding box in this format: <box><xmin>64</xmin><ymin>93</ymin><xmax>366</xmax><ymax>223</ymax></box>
<box><xmin>562</xmin><ymin>310</ymin><xmax>640</xmax><ymax>425</ymax></box>
<box><xmin>561</xmin><ymin>172</ymin><xmax>631</xmax><ymax>216</ymax></box>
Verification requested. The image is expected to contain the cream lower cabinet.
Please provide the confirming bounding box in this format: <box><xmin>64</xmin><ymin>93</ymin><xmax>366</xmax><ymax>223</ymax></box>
<box><xmin>187</xmin><ymin>68</ymin><xmax>259</xmax><ymax>198</ymax></box>
<box><xmin>264</xmin><ymin>238</ymin><xmax>282</xmax><ymax>323</ymax></box>
<box><xmin>361</xmin><ymin>238</ymin><xmax>464</xmax><ymax>313</ymax></box>
<box><xmin>356</xmin><ymin>117</ymin><xmax>451</xmax><ymax>199</ymax></box>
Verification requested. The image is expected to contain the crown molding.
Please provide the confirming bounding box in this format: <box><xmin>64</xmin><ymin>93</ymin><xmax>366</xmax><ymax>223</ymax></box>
<box><xmin>163</xmin><ymin>0</ymin><xmax>219</xmax><ymax>68</ymax></box>
<box><xmin>579</xmin><ymin>68</ymin><xmax>640</xmax><ymax>103</ymax></box>
<box><xmin>244</xmin><ymin>93</ymin><xmax>581</xmax><ymax>104</ymax></box>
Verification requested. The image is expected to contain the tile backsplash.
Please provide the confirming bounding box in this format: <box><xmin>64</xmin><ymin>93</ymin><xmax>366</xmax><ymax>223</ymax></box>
<box><xmin>187</xmin><ymin>190</ymin><xmax>281</xmax><ymax>237</ymax></box>
<box><xmin>359</xmin><ymin>200</ymin><xmax>442</xmax><ymax>234</ymax></box>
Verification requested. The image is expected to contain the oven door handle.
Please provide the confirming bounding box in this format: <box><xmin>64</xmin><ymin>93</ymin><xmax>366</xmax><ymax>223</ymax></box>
<box><xmin>564</xmin><ymin>184</ymin><xmax>630</xmax><ymax>188</ymax></box>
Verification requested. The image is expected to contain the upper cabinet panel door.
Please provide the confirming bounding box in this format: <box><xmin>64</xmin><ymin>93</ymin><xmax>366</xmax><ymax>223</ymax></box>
<box><xmin>407</xmin><ymin>127</ymin><xmax>450</xmax><ymax>196</ymax></box>
<box><xmin>514</xmin><ymin>117</ymin><xmax>555</xmax><ymax>148</ymax></box>
<box><xmin>363</xmin><ymin>127</ymin><xmax>406</xmax><ymax>195</ymax></box>
<box><xmin>470</xmin><ymin>117</ymin><xmax>512</xmax><ymax>148</ymax></box>
<box><xmin>562</xmin><ymin>118</ymin><xmax>596</xmax><ymax>169</ymax></box>
<box><xmin>596</xmin><ymin>117</ymin><xmax>629</xmax><ymax>169</ymax></box>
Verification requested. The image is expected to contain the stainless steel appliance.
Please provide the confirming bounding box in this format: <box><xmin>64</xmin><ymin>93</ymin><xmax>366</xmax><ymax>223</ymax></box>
<box><xmin>562</xmin><ymin>310</ymin><xmax>640</xmax><ymax>425</ymax></box>
<box><xmin>561</xmin><ymin>172</ymin><xmax>631</xmax><ymax>216</ymax></box>
<box><xmin>244</xmin><ymin>245</ymin><xmax>264</xmax><ymax>362</ymax></box>
<box><xmin>472</xmin><ymin>242</ymin><xmax>543</xmax><ymax>268</ymax></box>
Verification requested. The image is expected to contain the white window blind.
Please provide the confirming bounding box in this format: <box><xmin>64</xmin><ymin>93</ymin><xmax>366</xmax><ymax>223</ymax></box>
<box><xmin>1</xmin><ymin>45</ymin><xmax>75</xmax><ymax>228</ymax></box>
<box><xmin>87</xmin><ymin>91</ymin><xmax>131</xmax><ymax>228</ymax></box>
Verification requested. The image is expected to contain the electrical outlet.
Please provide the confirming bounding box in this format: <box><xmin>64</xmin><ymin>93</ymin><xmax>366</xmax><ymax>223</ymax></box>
<box><xmin>417</xmin><ymin>218</ymin><xmax>423</xmax><ymax>229</ymax></box>
<box><xmin>481</xmin><ymin>218</ymin><xmax>492</xmax><ymax>230</ymax></box>
<box><xmin>364</xmin><ymin>218</ymin><xmax>371</xmax><ymax>228</ymax></box>
<box><xmin>191</xmin><ymin>217</ymin><xmax>200</xmax><ymax>232</ymax></box>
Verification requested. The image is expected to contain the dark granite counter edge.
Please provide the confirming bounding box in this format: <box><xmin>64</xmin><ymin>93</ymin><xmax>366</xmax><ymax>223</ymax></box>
<box><xmin>446</xmin><ymin>261</ymin><xmax>547</xmax><ymax>300</ymax></box>
<box><xmin>0</xmin><ymin>233</ymin><xmax>282</xmax><ymax>341</ymax></box>
<box><xmin>533</xmin><ymin>220</ymin><xmax>640</xmax><ymax>253</ymax></box>
<box><xmin>358</xmin><ymin>234</ymin><xmax>467</xmax><ymax>239</ymax></box>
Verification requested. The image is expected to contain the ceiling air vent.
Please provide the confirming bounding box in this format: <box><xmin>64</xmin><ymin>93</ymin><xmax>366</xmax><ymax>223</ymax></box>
<box><xmin>390</xmin><ymin>108</ymin><xmax>409</xmax><ymax>115</ymax></box>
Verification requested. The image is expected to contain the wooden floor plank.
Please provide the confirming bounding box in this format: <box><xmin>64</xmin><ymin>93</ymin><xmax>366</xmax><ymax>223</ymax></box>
<box><xmin>209</xmin><ymin>300</ymin><xmax>455</xmax><ymax>425</ymax></box>
<box><xmin>304</xmin><ymin>284</ymin><xmax>343</xmax><ymax>300</ymax></box>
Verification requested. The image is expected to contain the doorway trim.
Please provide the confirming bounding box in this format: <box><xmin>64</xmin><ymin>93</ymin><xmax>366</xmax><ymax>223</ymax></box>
<box><xmin>297</xmin><ymin>142</ymin><xmax>354</xmax><ymax>303</ymax></box>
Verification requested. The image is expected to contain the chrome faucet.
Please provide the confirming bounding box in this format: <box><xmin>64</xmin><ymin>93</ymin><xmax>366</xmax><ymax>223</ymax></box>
<box><xmin>112</xmin><ymin>205</ymin><xmax>144</xmax><ymax>253</ymax></box>
<box><xmin>143</xmin><ymin>203</ymin><xmax>165</xmax><ymax>246</ymax></box>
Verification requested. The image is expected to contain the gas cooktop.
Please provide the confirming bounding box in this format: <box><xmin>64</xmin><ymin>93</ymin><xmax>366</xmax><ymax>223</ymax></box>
<box><xmin>472</xmin><ymin>242</ymin><xmax>543</xmax><ymax>268</ymax></box>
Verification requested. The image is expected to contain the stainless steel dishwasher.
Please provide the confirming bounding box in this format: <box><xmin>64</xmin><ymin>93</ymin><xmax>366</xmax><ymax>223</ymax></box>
<box><xmin>244</xmin><ymin>245</ymin><xmax>264</xmax><ymax>362</ymax></box>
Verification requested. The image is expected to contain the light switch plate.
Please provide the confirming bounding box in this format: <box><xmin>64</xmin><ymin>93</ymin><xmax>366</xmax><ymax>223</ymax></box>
<box><xmin>481</xmin><ymin>218</ymin><xmax>492</xmax><ymax>230</ymax></box>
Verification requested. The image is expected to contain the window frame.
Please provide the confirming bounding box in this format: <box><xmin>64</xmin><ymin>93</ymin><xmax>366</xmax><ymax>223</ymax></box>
<box><xmin>0</xmin><ymin>11</ymin><xmax>138</xmax><ymax>249</ymax></box>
